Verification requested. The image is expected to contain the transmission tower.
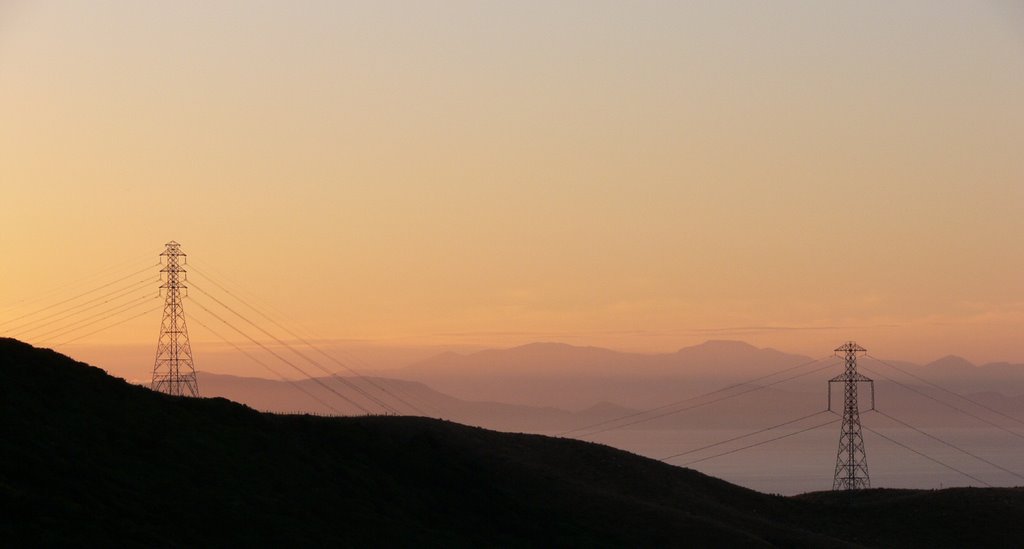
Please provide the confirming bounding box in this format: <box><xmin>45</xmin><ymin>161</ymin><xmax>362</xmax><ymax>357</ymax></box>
<box><xmin>828</xmin><ymin>342</ymin><xmax>874</xmax><ymax>490</ymax></box>
<box><xmin>151</xmin><ymin>241</ymin><xmax>199</xmax><ymax>397</ymax></box>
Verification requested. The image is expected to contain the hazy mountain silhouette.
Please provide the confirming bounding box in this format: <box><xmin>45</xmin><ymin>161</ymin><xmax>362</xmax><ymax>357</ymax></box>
<box><xmin>399</xmin><ymin>341</ymin><xmax>1024</xmax><ymax>410</ymax></box>
<box><xmin>195</xmin><ymin>370</ymin><xmax>1024</xmax><ymax>434</ymax></box>
<box><xmin>3</xmin><ymin>337</ymin><xmax>1023</xmax><ymax>547</ymax></box>
<box><xmin>193</xmin><ymin>372</ymin><xmax>814</xmax><ymax>431</ymax></box>
<box><xmin>190</xmin><ymin>341</ymin><xmax>1024</xmax><ymax>434</ymax></box>
<box><xmin>407</xmin><ymin>340</ymin><xmax>810</xmax><ymax>378</ymax></box>
<box><xmin>667</xmin><ymin>340</ymin><xmax>810</xmax><ymax>374</ymax></box>
<box><xmin>925</xmin><ymin>355</ymin><xmax>977</xmax><ymax>374</ymax></box>
<box><xmin>401</xmin><ymin>340</ymin><xmax>814</xmax><ymax>408</ymax></box>
<box><xmin>196</xmin><ymin>371</ymin><xmax>639</xmax><ymax>432</ymax></box>
<box><xmin>407</xmin><ymin>342</ymin><xmax>642</xmax><ymax>377</ymax></box>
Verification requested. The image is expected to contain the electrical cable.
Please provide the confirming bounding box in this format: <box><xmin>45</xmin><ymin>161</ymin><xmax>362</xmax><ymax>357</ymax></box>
<box><xmin>11</xmin><ymin>281</ymin><xmax>157</xmax><ymax>339</ymax></box>
<box><xmin>56</xmin><ymin>305</ymin><xmax>163</xmax><ymax>346</ymax></box>
<box><xmin>0</xmin><ymin>263</ymin><xmax>157</xmax><ymax>328</ymax></box>
<box><xmin>5</xmin><ymin>276</ymin><xmax>157</xmax><ymax>335</ymax></box>
<box><xmin>571</xmin><ymin>361</ymin><xmax>838</xmax><ymax>439</ymax></box>
<box><xmin>0</xmin><ymin>253</ymin><xmax>155</xmax><ymax>313</ymax></box>
<box><xmin>859</xmin><ymin>364</ymin><xmax>1024</xmax><ymax>441</ymax></box>
<box><xmin>31</xmin><ymin>294</ymin><xmax>157</xmax><ymax>344</ymax></box>
<box><xmin>679</xmin><ymin>416</ymin><xmax>841</xmax><ymax>467</ymax></box>
<box><xmin>189</xmin><ymin>313</ymin><xmax>343</xmax><ymax>415</ymax></box>
<box><xmin>865</xmin><ymin>354</ymin><xmax>1024</xmax><ymax>427</ymax></box>
<box><xmin>190</xmin><ymin>280</ymin><xmax>397</xmax><ymax>413</ymax></box>
<box><xmin>873</xmin><ymin>409</ymin><xmax>1024</xmax><ymax>482</ymax></box>
<box><xmin>189</xmin><ymin>264</ymin><xmax>428</xmax><ymax>415</ymax></box>
<box><xmin>187</xmin><ymin>295</ymin><xmax>371</xmax><ymax>414</ymax></box>
<box><xmin>863</xmin><ymin>422</ymin><xmax>992</xmax><ymax>487</ymax></box>
<box><xmin>661</xmin><ymin>409</ymin><xmax>831</xmax><ymax>461</ymax></box>
<box><xmin>559</xmin><ymin>355</ymin><xmax>834</xmax><ymax>437</ymax></box>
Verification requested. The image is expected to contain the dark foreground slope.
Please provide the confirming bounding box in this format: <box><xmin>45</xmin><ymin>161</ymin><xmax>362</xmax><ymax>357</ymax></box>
<box><xmin>1</xmin><ymin>339</ymin><xmax>1021</xmax><ymax>547</ymax></box>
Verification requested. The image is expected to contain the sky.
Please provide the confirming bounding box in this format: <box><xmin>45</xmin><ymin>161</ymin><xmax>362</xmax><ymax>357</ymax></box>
<box><xmin>1</xmin><ymin>1</ymin><xmax>1023</xmax><ymax>368</ymax></box>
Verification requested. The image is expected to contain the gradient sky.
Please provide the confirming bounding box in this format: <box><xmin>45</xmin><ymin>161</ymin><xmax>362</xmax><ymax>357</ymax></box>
<box><xmin>1</xmin><ymin>1</ymin><xmax>1022</xmax><ymax>365</ymax></box>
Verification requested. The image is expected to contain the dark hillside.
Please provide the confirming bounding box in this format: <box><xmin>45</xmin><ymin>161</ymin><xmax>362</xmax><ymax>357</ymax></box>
<box><xmin>796</xmin><ymin>488</ymin><xmax>1024</xmax><ymax>547</ymax></box>
<box><xmin>1</xmin><ymin>338</ymin><xmax>1022</xmax><ymax>547</ymax></box>
<box><xmin>0</xmin><ymin>338</ymin><xmax>828</xmax><ymax>546</ymax></box>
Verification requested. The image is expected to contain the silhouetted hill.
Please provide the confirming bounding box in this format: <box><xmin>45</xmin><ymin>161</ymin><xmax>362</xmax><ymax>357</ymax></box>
<box><xmin>669</xmin><ymin>340</ymin><xmax>804</xmax><ymax>370</ymax></box>
<box><xmin>2</xmin><ymin>338</ymin><xmax>1023</xmax><ymax>547</ymax></box>
<box><xmin>196</xmin><ymin>370</ymin><xmax>1024</xmax><ymax>433</ymax></box>
<box><xmin>925</xmin><ymin>355</ymin><xmax>977</xmax><ymax>375</ymax></box>
<box><xmin>195</xmin><ymin>371</ymin><xmax>634</xmax><ymax>432</ymax></box>
<box><xmin>796</xmin><ymin>488</ymin><xmax>1024</xmax><ymax>548</ymax></box>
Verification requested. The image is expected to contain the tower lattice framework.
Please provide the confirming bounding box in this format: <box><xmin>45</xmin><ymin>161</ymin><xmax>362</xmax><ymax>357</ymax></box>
<box><xmin>829</xmin><ymin>341</ymin><xmax>873</xmax><ymax>490</ymax></box>
<box><xmin>151</xmin><ymin>241</ymin><xmax>199</xmax><ymax>397</ymax></box>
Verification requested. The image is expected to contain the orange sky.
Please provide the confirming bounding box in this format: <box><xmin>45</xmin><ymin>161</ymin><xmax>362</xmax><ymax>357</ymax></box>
<box><xmin>1</xmin><ymin>1</ymin><xmax>1022</xmax><ymax>366</ymax></box>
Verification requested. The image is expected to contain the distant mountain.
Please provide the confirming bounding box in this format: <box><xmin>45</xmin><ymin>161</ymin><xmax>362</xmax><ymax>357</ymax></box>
<box><xmin>924</xmin><ymin>355</ymin><xmax>977</xmax><ymax>375</ymax></box>
<box><xmin>400</xmin><ymin>341</ymin><xmax>1024</xmax><ymax>408</ymax></box>
<box><xmin>197</xmin><ymin>368</ymin><xmax>1024</xmax><ymax>435</ymax></box>
<box><xmin>401</xmin><ymin>340</ymin><xmax>815</xmax><ymax>407</ymax></box>
<box><xmin>669</xmin><ymin>340</ymin><xmax>811</xmax><ymax>372</ymax></box>
<box><xmin>888</xmin><ymin>355</ymin><xmax>1024</xmax><ymax>396</ymax></box>
<box><xmin>407</xmin><ymin>340</ymin><xmax>812</xmax><ymax>378</ymax></box>
<box><xmin>196</xmin><ymin>371</ymin><xmax>444</xmax><ymax>416</ymax></box>
<box><xmin>194</xmin><ymin>371</ymin><xmax>844</xmax><ymax>431</ymax></box>
<box><xmin>195</xmin><ymin>371</ymin><xmax>641</xmax><ymax>432</ymax></box>
<box><xmin>406</xmin><ymin>341</ymin><xmax>640</xmax><ymax>377</ymax></box>
<box><xmin>4</xmin><ymin>337</ymin><xmax>1023</xmax><ymax>547</ymax></box>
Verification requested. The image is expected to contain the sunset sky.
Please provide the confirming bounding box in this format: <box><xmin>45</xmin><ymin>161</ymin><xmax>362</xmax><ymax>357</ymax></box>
<box><xmin>1</xmin><ymin>1</ymin><xmax>1022</xmax><ymax>366</ymax></box>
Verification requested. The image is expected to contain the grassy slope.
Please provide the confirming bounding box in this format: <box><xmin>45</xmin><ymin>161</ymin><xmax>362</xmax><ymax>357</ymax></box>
<box><xmin>2</xmin><ymin>338</ymin><xmax>1021</xmax><ymax>547</ymax></box>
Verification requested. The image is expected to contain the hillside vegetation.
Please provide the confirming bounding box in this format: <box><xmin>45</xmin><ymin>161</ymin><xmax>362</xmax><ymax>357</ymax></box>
<box><xmin>1</xmin><ymin>338</ymin><xmax>1021</xmax><ymax>547</ymax></box>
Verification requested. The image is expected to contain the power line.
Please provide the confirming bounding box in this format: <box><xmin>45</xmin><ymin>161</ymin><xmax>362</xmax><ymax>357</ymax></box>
<box><xmin>188</xmin><ymin>266</ymin><xmax>425</xmax><ymax>415</ymax></box>
<box><xmin>5</xmin><ymin>276</ymin><xmax>157</xmax><ymax>335</ymax></box>
<box><xmin>662</xmin><ymin>409</ymin><xmax>830</xmax><ymax>462</ymax></box>
<box><xmin>187</xmin><ymin>295</ymin><xmax>372</xmax><ymax>414</ymax></box>
<box><xmin>190</xmin><ymin>282</ymin><xmax>398</xmax><ymax>413</ymax></box>
<box><xmin>859</xmin><ymin>364</ymin><xmax>1024</xmax><ymax>441</ymax></box>
<box><xmin>865</xmin><ymin>354</ymin><xmax>1024</xmax><ymax>428</ymax></box>
<box><xmin>56</xmin><ymin>305</ymin><xmax>163</xmax><ymax>346</ymax></box>
<box><xmin>189</xmin><ymin>314</ymin><xmax>343</xmax><ymax>415</ymax></box>
<box><xmin>189</xmin><ymin>260</ymin><xmax>441</xmax><ymax>415</ymax></box>
<box><xmin>32</xmin><ymin>293</ymin><xmax>155</xmax><ymax>343</ymax></box>
<box><xmin>0</xmin><ymin>263</ymin><xmax>158</xmax><ymax>329</ymax></box>
<box><xmin>34</xmin><ymin>296</ymin><xmax>158</xmax><ymax>346</ymax></box>
<box><xmin>680</xmin><ymin>416</ymin><xmax>841</xmax><ymax>467</ymax></box>
<box><xmin>873</xmin><ymin>409</ymin><xmax>1024</xmax><ymax>482</ymax></box>
<box><xmin>17</xmin><ymin>288</ymin><xmax>156</xmax><ymax>342</ymax></box>
<box><xmin>863</xmin><ymin>423</ymin><xmax>992</xmax><ymax>488</ymax></box>
<box><xmin>0</xmin><ymin>253</ymin><xmax>155</xmax><ymax>312</ymax></box>
<box><xmin>191</xmin><ymin>261</ymin><xmax>443</xmax><ymax>416</ymax></box>
<box><xmin>189</xmin><ymin>282</ymin><xmax>398</xmax><ymax>414</ymax></box>
<box><xmin>570</xmin><ymin>361</ymin><xmax>838</xmax><ymax>439</ymax></box>
<box><xmin>558</xmin><ymin>355</ymin><xmax>834</xmax><ymax>437</ymax></box>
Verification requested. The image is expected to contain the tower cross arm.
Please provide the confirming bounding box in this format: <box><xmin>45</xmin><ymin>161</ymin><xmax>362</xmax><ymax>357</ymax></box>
<box><xmin>829</xmin><ymin>372</ymin><xmax>873</xmax><ymax>383</ymax></box>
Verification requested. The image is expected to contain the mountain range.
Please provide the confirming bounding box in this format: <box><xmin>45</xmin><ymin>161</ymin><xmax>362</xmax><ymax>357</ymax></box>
<box><xmin>3</xmin><ymin>337</ymin><xmax>1022</xmax><ymax>546</ymax></box>
<box><xmin>397</xmin><ymin>340</ymin><xmax>1024</xmax><ymax>409</ymax></box>
<box><xmin>195</xmin><ymin>370</ymin><xmax>636</xmax><ymax>432</ymax></box>
<box><xmin>190</xmin><ymin>340</ymin><xmax>1024</xmax><ymax>434</ymax></box>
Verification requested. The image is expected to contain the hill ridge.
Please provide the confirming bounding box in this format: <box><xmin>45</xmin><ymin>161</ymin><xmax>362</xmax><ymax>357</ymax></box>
<box><xmin>2</xmin><ymin>337</ymin><xmax>1022</xmax><ymax>547</ymax></box>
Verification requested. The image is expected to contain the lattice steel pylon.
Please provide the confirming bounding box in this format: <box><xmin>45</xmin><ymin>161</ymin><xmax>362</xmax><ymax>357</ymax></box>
<box><xmin>151</xmin><ymin>241</ymin><xmax>199</xmax><ymax>397</ymax></box>
<box><xmin>828</xmin><ymin>341</ymin><xmax>874</xmax><ymax>490</ymax></box>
